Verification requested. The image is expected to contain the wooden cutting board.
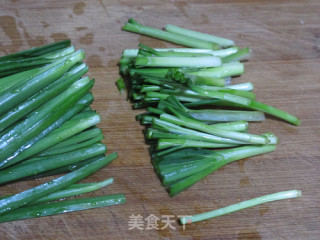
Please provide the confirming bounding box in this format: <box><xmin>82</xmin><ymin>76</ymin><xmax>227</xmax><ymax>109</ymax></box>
<box><xmin>0</xmin><ymin>0</ymin><xmax>319</xmax><ymax>239</ymax></box>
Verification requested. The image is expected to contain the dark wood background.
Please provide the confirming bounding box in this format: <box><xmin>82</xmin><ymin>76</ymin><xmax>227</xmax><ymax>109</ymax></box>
<box><xmin>0</xmin><ymin>0</ymin><xmax>319</xmax><ymax>239</ymax></box>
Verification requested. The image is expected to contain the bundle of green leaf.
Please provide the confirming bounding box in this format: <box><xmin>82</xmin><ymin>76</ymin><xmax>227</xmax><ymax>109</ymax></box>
<box><xmin>0</xmin><ymin>40</ymin><xmax>125</xmax><ymax>222</ymax></box>
<box><xmin>118</xmin><ymin>19</ymin><xmax>300</xmax><ymax>196</ymax></box>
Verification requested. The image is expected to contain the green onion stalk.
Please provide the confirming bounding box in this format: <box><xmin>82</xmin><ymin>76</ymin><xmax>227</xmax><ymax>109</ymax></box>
<box><xmin>180</xmin><ymin>190</ymin><xmax>301</xmax><ymax>224</ymax></box>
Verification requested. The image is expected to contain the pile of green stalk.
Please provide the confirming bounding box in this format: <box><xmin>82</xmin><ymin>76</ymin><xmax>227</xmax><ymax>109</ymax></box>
<box><xmin>0</xmin><ymin>40</ymin><xmax>125</xmax><ymax>222</ymax></box>
<box><xmin>118</xmin><ymin>19</ymin><xmax>300</xmax><ymax>197</ymax></box>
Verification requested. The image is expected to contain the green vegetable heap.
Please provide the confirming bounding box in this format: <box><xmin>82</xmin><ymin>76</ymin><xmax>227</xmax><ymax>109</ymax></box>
<box><xmin>0</xmin><ymin>40</ymin><xmax>125</xmax><ymax>222</ymax></box>
<box><xmin>119</xmin><ymin>19</ymin><xmax>300</xmax><ymax>197</ymax></box>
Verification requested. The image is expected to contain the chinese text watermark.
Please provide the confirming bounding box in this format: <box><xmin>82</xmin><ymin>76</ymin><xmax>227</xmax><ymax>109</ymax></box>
<box><xmin>128</xmin><ymin>214</ymin><xmax>191</xmax><ymax>230</ymax></box>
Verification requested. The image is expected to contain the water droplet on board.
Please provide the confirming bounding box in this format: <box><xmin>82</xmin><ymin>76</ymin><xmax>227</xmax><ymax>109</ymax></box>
<box><xmin>73</xmin><ymin>2</ymin><xmax>86</xmax><ymax>15</ymax></box>
<box><xmin>79</xmin><ymin>33</ymin><xmax>94</xmax><ymax>45</ymax></box>
<box><xmin>51</xmin><ymin>33</ymin><xmax>68</xmax><ymax>42</ymax></box>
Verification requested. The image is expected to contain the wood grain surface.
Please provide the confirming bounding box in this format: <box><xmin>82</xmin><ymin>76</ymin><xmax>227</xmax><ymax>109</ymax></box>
<box><xmin>0</xmin><ymin>0</ymin><xmax>319</xmax><ymax>239</ymax></box>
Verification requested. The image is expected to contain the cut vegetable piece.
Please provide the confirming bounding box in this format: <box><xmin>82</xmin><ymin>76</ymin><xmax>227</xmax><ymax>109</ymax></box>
<box><xmin>160</xmin><ymin>113</ymin><xmax>268</xmax><ymax>144</ymax></box>
<box><xmin>0</xmin><ymin>178</ymin><xmax>113</xmax><ymax>202</ymax></box>
<box><xmin>31</xmin><ymin>178</ymin><xmax>114</xmax><ymax>205</ymax></box>
<box><xmin>0</xmin><ymin>50</ymin><xmax>85</xmax><ymax>116</ymax></box>
<box><xmin>147</xmin><ymin>127</ymin><xmax>247</xmax><ymax>145</ymax></box>
<box><xmin>16</xmin><ymin>109</ymin><xmax>100</xmax><ymax>160</ymax></box>
<box><xmin>164</xmin><ymin>24</ymin><xmax>235</xmax><ymax>47</ymax></box>
<box><xmin>0</xmin><ymin>52</ymin><xmax>78</xmax><ymax>94</ymax></box>
<box><xmin>24</xmin><ymin>155</ymin><xmax>106</xmax><ymax>179</ymax></box>
<box><xmin>38</xmin><ymin>133</ymin><xmax>104</xmax><ymax>157</ymax></box>
<box><xmin>5</xmin><ymin>93</ymin><xmax>94</xmax><ymax>169</ymax></box>
<box><xmin>0</xmin><ymin>143</ymin><xmax>107</xmax><ymax>184</ymax></box>
<box><xmin>0</xmin><ymin>78</ymin><xmax>94</xmax><ymax>168</ymax></box>
<box><xmin>0</xmin><ymin>194</ymin><xmax>126</xmax><ymax>223</ymax></box>
<box><xmin>135</xmin><ymin>56</ymin><xmax>222</xmax><ymax>68</ymax></box>
<box><xmin>0</xmin><ymin>63</ymin><xmax>88</xmax><ymax>132</ymax></box>
<box><xmin>42</xmin><ymin>127</ymin><xmax>102</xmax><ymax>152</ymax></box>
<box><xmin>180</xmin><ymin>190</ymin><xmax>301</xmax><ymax>224</ymax></box>
<box><xmin>191</xmin><ymin>85</ymin><xmax>301</xmax><ymax>125</ymax></box>
<box><xmin>0</xmin><ymin>153</ymin><xmax>117</xmax><ymax>215</ymax></box>
<box><xmin>0</xmin><ymin>40</ymin><xmax>71</xmax><ymax>62</ymax></box>
<box><xmin>0</xmin><ymin>46</ymin><xmax>75</xmax><ymax>77</ymax></box>
<box><xmin>138</xmin><ymin>44</ymin><xmax>213</xmax><ymax>57</ymax></box>
<box><xmin>123</xmin><ymin>19</ymin><xmax>219</xmax><ymax>49</ymax></box>
<box><xmin>168</xmin><ymin>145</ymin><xmax>276</xmax><ymax>196</ymax></box>
<box><xmin>187</xmin><ymin>62</ymin><xmax>244</xmax><ymax>78</ymax></box>
<box><xmin>189</xmin><ymin>109</ymin><xmax>265</xmax><ymax>122</ymax></box>
<box><xmin>222</xmin><ymin>47</ymin><xmax>251</xmax><ymax>63</ymax></box>
<box><xmin>116</xmin><ymin>78</ymin><xmax>126</xmax><ymax>94</ymax></box>
<box><xmin>122</xmin><ymin>47</ymin><xmax>238</xmax><ymax>58</ymax></box>
<box><xmin>157</xmin><ymin>138</ymin><xmax>237</xmax><ymax>150</ymax></box>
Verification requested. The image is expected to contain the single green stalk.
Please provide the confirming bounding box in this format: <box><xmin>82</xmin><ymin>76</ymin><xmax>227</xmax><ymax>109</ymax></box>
<box><xmin>222</xmin><ymin>47</ymin><xmax>251</xmax><ymax>63</ymax></box>
<box><xmin>183</xmin><ymin>99</ymin><xmax>237</xmax><ymax>108</ymax></box>
<box><xmin>119</xmin><ymin>57</ymin><xmax>132</xmax><ymax>64</ymax></box>
<box><xmin>123</xmin><ymin>19</ymin><xmax>219</xmax><ymax>49</ymax></box>
<box><xmin>43</xmin><ymin>127</ymin><xmax>102</xmax><ymax>152</ymax></box>
<box><xmin>173</xmin><ymin>88</ymin><xmax>256</xmax><ymax>100</ymax></box>
<box><xmin>0</xmin><ymin>194</ymin><xmax>126</xmax><ymax>223</ymax></box>
<box><xmin>138</xmin><ymin>44</ymin><xmax>216</xmax><ymax>58</ymax></box>
<box><xmin>160</xmin><ymin>111</ymin><xmax>268</xmax><ymax>144</ymax></box>
<box><xmin>130</xmin><ymin>68</ymin><xmax>171</xmax><ymax>79</ymax></box>
<box><xmin>0</xmin><ymin>178</ymin><xmax>113</xmax><ymax>202</ymax></box>
<box><xmin>140</xmin><ymin>85</ymin><xmax>161</xmax><ymax>92</ymax></box>
<box><xmin>145</xmin><ymin>91</ymin><xmax>211</xmax><ymax>103</ymax></box>
<box><xmin>191</xmin><ymin>85</ymin><xmax>301</xmax><ymax>125</ymax></box>
<box><xmin>31</xmin><ymin>178</ymin><xmax>114</xmax><ymax>205</ymax></box>
<box><xmin>154</xmin><ymin>148</ymin><xmax>214</xmax><ymax>164</ymax></box>
<box><xmin>135</xmin><ymin>56</ymin><xmax>221</xmax><ymax>68</ymax></box>
<box><xmin>144</xmin><ymin>95</ymin><xmax>204</xmax><ymax>104</ymax></box>
<box><xmin>186</xmin><ymin>62</ymin><xmax>244</xmax><ymax>78</ymax></box>
<box><xmin>142</xmin><ymin>77</ymin><xmax>181</xmax><ymax>90</ymax></box>
<box><xmin>122</xmin><ymin>47</ymin><xmax>238</xmax><ymax>58</ymax></box>
<box><xmin>164</xmin><ymin>24</ymin><xmax>235</xmax><ymax>47</ymax></box>
<box><xmin>153</xmin><ymin>146</ymin><xmax>185</xmax><ymax>158</ymax></box>
<box><xmin>189</xmin><ymin>109</ymin><xmax>265</xmax><ymax>122</ymax></box>
<box><xmin>180</xmin><ymin>190</ymin><xmax>301</xmax><ymax>224</ymax></box>
<box><xmin>38</xmin><ymin>133</ymin><xmax>104</xmax><ymax>157</ymax></box>
<box><xmin>157</xmin><ymin>138</ymin><xmax>238</xmax><ymax>150</ymax></box>
<box><xmin>200</xmin><ymin>82</ymin><xmax>254</xmax><ymax>91</ymax></box>
<box><xmin>187</xmin><ymin>75</ymin><xmax>227</xmax><ymax>87</ymax></box>
<box><xmin>147</xmin><ymin>128</ymin><xmax>248</xmax><ymax>145</ymax></box>
<box><xmin>153</xmin><ymin>117</ymin><xmax>249</xmax><ymax>136</ymax></box>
